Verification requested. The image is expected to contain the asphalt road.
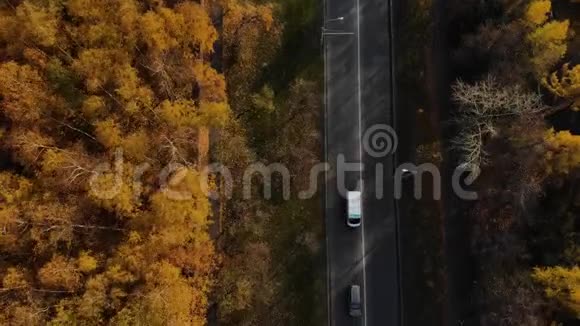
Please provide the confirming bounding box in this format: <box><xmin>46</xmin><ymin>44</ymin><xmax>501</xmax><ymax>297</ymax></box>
<box><xmin>323</xmin><ymin>0</ymin><xmax>401</xmax><ymax>324</ymax></box>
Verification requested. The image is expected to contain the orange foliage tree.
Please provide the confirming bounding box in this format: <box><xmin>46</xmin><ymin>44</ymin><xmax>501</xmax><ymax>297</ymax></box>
<box><xmin>0</xmin><ymin>0</ymin><xmax>230</xmax><ymax>323</ymax></box>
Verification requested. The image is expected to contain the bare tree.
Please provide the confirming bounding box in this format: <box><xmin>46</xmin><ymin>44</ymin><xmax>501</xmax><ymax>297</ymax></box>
<box><xmin>451</xmin><ymin>76</ymin><xmax>548</xmax><ymax>170</ymax></box>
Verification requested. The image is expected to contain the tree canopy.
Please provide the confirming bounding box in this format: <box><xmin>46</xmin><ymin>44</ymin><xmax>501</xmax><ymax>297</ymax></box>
<box><xmin>0</xmin><ymin>0</ymin><xmax>229</xmax><ymax>323</ymax></box>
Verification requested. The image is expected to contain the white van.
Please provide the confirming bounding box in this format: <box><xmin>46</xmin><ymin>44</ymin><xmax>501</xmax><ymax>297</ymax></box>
<box><xmin>346</xmin><ymin>191</ymin><xmax>361</xmax><ymax>227</ymax></box>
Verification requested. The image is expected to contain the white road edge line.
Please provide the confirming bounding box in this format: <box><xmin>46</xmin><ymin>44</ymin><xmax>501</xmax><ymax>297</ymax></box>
<box><xmin>323</xmin><ymin>32</ymin><xmax>355</xmax><ymax>35</ymax></box>
<box><xmin>355</xmin><ymin>0</ymin><xmax>367</xmax><ymax>325</ymax></box>
<box><xmin>323</xmin><ymin>33</ymin><xmax>332</xmax><ymax>326</ymax></box>
<box><xmin>322</xmin><ymin>8</ymin><xmax>331</xmax><ymax>325</ymax></box>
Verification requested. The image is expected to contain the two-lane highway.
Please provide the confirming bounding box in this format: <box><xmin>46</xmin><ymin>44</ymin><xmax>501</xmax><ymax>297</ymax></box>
<box><xmin>324</xmin><ymin>1</ymin><xmax>366</xmax><ymax>324</ymax></box>
<box><xmin>323</xmin><ymin>0</ymin><xmax>401</xmax><ymax>324</ymax></box>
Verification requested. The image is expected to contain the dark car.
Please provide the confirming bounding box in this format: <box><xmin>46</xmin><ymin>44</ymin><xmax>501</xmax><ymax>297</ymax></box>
<box><xmin>348</xmin><ymin>285</ymin><xmax>362</xmax><ymax>317</ymax></box>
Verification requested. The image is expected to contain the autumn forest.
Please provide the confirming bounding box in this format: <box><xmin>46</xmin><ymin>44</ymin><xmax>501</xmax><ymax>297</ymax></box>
<box><xmin>2</xmin><ymin>0</ymin><xmax>579</xmax><ymax>325</ymax></box>
<box><xmin>400</xmin><ymin>0</ymin><xmax>580</xmax><ymax>324</ymax></box>
<box><xmin>0</xmin><ymin>0</ymin><xmax>322</xmax><ymax>325</ymax></box>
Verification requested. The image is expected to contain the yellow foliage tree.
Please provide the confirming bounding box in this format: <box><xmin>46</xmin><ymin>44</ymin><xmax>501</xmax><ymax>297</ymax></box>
<box><xmin>158</xmin><ymin>99</ymin><xmax>198</xmax><ymax>128</ymax></box>
<box><xmin>67</xmin><ymin>0</ymin><xmax>140</xmax><ymax>49</ymax></box>
<box><xmin>532</xmin><ymin>265</ymin><xmax>580</xmax><ymax>315</ymax></box>
<box><xmin>544</xmin><ymin>129</ymin><xmax>580</xmax><ymax>174</ymax></box>
<box><xmin>0</xmin><ymin>1</ymin><xmax>60</xmax><ymax>54</ymax></box>
<box><xmin>76</xmin><ymin>274</ymin><xmax>109</xmax><ymax>321</ymax></box>
<box><xmin>6</xmin><ymin>129</ymin><xmax>55</xmax><ymax>167</ymax></box>
<box><xmin>25</xmin><ymin>197</ymin><xmax>77</xmax><ymax>254</ymax></box>
<box><xmin>139</xmin><ymin>3</ymin><xmax>217</xmax><ymax>56</ymax></box>
<box><xmin>81</xmin><ymin>95</ymin><xmax>107</xmax><ymax>119</ymax></box>
<box><xmin>193</xmin><ymin>62</ymin><xmax>227</xmax><ymax>103</ymax></box>
<box><xmin>142</xmin><ymin>261</ymin><xmax>200</xmax><ymax>325</ymax></box>
<box><xmin>38</xmin><ymin>255</ymin><xmax>81</xmax><ymax>291</ymax></box>
<box><xmin>2</xmin><ymin>268</ymin><xmax>29</xmax><ymax>290</ymax></box>
<box><xmin>122</xmin><ymin>130</ymin><xmax>151</xmax><ymax>162</ymax></box>
<box><xmin>139</xmin><ymin>10</ymin><xmax>178</xmax><ymax>54</ymax></box>
<box><xmin>528</xmin><ymin>20</ymin><xmax>570</xmax><ymax>76</ymax></box>
<box><xmin>94</xmin><ymin>119</ymin><xmax>122</xmax><ymax>149</ymax></box>
<box><xmin>154</xmin><ymin>168</ymin><xmax>209</xmax><ymax>219</ymax></box>
<box><xmin>114</xmin><ymin>64</ymin><xmax>154</xmax><ymax>115</ymax></box>
<box><xmin>158</xmin><ymin>98</ymin><xmax>229</xmax><ymax>129</ymax></box>
<box><xmin>525</xmin><ymin>0</ymin><xmax>551</xmax><ymax>26</ymax></box>
<box><xmin>544</xmin><ymin>63</ymin><xmax>580</xmax><ymax>110</ymax></box>
<box><xmin>199</xmin><ymin>102</ymin><xmax>230</xmax><ymax>128</ymax></box>
<box><xmin>175</xmin><ymin>2</ymin><xmax>218</xmax><ymax>54</ymax></box>
<box><xmin>111</xmin><ymin>261</ymin><xmax>202</xmax><ymax>326</ymax></box>
<box><xmin>0</xmin><ymin>0</ymin><xmax>230</xmax><ymax>323</ymax></box>
<box><xmin>88</xmin><ymin>163</ymin><xmax>138</xmax><ymax>216</ymax></box>
<box><xmin>39</xmin><ymin>146</ymin><xmax>93</xmax><ymax>187</ymax></box>
<box><xmin>0</xmin><ymin>62</ymin><xmax>50</xmax><ymax>123</ymax></box>
<box><xmin>77</xmin><ymin>251</ymin><xmax>98</xmax><ymax>273</ymax></box>
<box><xmin>0</xmin><ymin>304</ymin><xmax>41</xmax><ymax>326</ymax></box>
<box><xmin>72</xmin><ymin>48</ymin><xmax>130</xmax><ymax>93</ymax></box>
<box><xmin>0</xmin><ymin>172</ymin><xmax>32</xmax><ymax>204</ymax></box>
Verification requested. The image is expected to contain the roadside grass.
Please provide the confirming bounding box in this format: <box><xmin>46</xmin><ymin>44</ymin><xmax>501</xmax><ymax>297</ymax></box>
<box><xmin>264</xmin><ymin>0</ymin><xmax>323</xmax><ymax>92</ymax></box>
<box><xmin>267</xmin><ymin>198</ymin><xmax>326</xmax><ymax>325</ymax></box>
<box><xmin>244</xmin><ymin>0</ymin><xmax>326</xmax><ymax>324</ymax></box>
